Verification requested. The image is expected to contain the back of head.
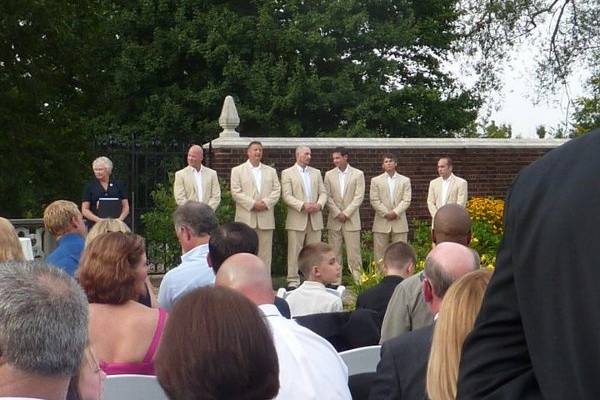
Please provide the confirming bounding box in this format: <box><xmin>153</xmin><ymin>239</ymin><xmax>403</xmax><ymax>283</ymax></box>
<box><xmin>0</xmin><ymin>261</ymin><xmax>88</xmax><ymax>376</ymax></box>
<box><xmin>427</xmin><ymin>269</ymin><xmax>492</xmax><ymax>400</ymax></box>
<box><xmin>209</xmin><ymin>222</ymin><xmax>258</xmax><ymax>272</ymax></box>
<box><xmin>0</xmin><ymin>217</ymin><xmax>25</xmax><ymax>262</ymax></box>
<box><xmin>298</xmin><ymin>242</ymin><xmax>331</xmax><ymax>278</ymax></box>
<box><xmin>215</xmin><ymin>253</ymin><xmax>274</xmax><ymax>305</ymax></box>
<box><xmin>433</xmin><ymin>204</ymin><xmax>471</xmax><ymax>245</ymax></box>
<box><xmin>173</xmin><ymin>201</ymin><xmax>218</xmax><ymax>237</ymax></box>
<box><xmin>155</xmin><ymin>286</ymin><xmax>279</xmax><ymax>400</ymax></box>
<box><xmin>43</xmin><ymin>200</ymin><xmax>82</xmax><ymax>236</ymax></box>
<box><xmin>424</xmin><ymin>242</ymin><xmax>479</xmax><ymax>300</ymax></box>
<box><xmin>78</xmin><ymin>232</ymin><xmax>145</xmax><ymax>304</ymax></box>
<box><xmin>85</xmin><ymin>218</ymin><xmax>130</xmax><ymax>247</ymax></box>
<box><xmin>383</xmin><ymin>241</ymin><xmax>416</xmax><ymax>275</ymax></box>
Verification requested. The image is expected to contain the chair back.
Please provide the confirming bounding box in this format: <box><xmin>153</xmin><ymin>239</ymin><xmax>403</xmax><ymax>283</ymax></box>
<box><xmin>339</xmin><ymin>345</ymin><xmax>382</xmax><ymax>376</ymax></box>
<box><xmin>103</xmin><ymin>374</ymin><xmax>168</xmax><ymax>400</ymax></box>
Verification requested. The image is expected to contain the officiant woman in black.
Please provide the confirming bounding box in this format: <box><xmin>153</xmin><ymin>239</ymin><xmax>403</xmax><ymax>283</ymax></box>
<box><xmin>81</xmin><ymin>156</ymin><xmax>130</xmax><ymax>229</ymax></box>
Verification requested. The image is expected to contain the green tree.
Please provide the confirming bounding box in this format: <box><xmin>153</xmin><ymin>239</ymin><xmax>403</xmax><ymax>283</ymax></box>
<box><xmin>86</xmin><ymin>0</ymin><xmax>480</xmax><ymax>145</ymax></box>
<box><xmin>536</xmin><ymin>125</ymin><xmax>547</xmax><ymax>139</ymax></box>
<box><xmin>0</xmin><ymin>0</ymin><xmax>115</xmax><ymax>216</ymax></box>
<box><xmin>482</xmin><ymin>120</ymin><xmax>512</xmax><ymax>138</ymax></box>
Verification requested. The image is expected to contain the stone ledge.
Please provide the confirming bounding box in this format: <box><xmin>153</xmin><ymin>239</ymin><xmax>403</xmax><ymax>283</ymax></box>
<box><xmin>206</xmin><ymin>137</ymin><xmax>567</xmax><ymax>149</ymax></box>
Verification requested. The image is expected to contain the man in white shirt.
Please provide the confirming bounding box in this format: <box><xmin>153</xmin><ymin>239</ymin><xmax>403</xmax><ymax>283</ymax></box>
<box><xmin>216</xmin><ymin>253</ymin><xmax>351</xmax><ymax>400</ymax></box>
<box><xmin>427</xmin><ymin>156</ymin><xmax>468</xmax><ymax>224</ymax></box>
<box><xmin>173</xmin><ymin>144</ymin><xmax>221</xmax><ymax>210</ymax></box>
<box><xmin>324</xmin><ymin>147</ymin><xmax>365</xmax><ymax>283</ymax></box>
<box><xmin>230</xmin><ymin>141</ymin><xmax>281</xmax><ymax>272</ymax></box>
<box><xmin>369</xmin><ymin>154</ymin><xmax>412</xmax><ymax>264</ymax></box>
<box><xmin>281</xmin><ymin>146</ymin><xmax>327</xmax><ymax>289</ymax></box>
<box><xmin>158</xmin><ymin>201</ymin><xmax>219</xmax><ymax>311</ymax></box>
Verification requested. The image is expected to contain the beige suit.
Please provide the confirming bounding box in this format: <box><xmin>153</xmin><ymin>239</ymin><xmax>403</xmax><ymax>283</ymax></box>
<box><xmin>324</xmin><ymin>165</ymin><xmax>365</xmax><ymax>283</ymax></box>
<box><xmin>230</xmin><ymin>161</ymin><xmax>281</xmax><ymax>272</ymax></box>
<box><xmin>427</xmin><ymin>173</ymin><xmax>468</xmax><ymax>221</ymax></box>
<box><xmin>173</xmin><ymin>165</ymin><xmax>221</xmax><ymax>210</ymax></box>
<box><xmin>281</xmin><ymin>164</ymin><xmax>327</xmax><ymax>286</ymax></box>
<box><xmin>369</xmin><ymin>172</ymin><xmax>412</xmax><ymax>263</ymax></box>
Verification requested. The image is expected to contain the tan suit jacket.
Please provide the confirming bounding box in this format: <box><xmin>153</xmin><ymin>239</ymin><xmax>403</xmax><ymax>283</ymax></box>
<box><xmin>173</xmin><ymin>165</ymin><xmax>221</xmax><ymax>210</ymax></box>
<box><xmin>281</xmin><ymin>165</ymin><xmax>327</xmax><ymax>231</ymax></box>
<box><xmin>370</xmin><ymin>172</ymin><xmax>411</xmax><ymax>233</ymax></box>
<box><xmin>230</xmin><ymin>161</ymin><xmax>281</xmax><ymax>230</ymax></box>
<box><xmin>324</xmin><ymin>165</ymin><xmax>365</xmax><ymax>231</ymax></box>
<box><xmin>426</xmin><ymin>173</ymin><xmax>468</xmax><ymax>218</ymax></box>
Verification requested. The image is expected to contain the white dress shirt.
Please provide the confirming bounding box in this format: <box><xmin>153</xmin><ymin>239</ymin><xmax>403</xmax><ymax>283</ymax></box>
<box><xmin>297</xmin><ymin>164</ymin><xmax>312</xmax><ymax>200</ymax></box>
<box><xmin>441</xmin><ymin>177</ymin><xmax>451</xmax><ymax>205</ymax></box>
<box><xmin>193</xmin><ymin>167</ymin><xmax>204</xmax><ymax>202</ymax></box>
<box><xmin>386</xmin><ymin>172</ymin><xmax>398</xmax><ymax>201</ymax></box>
<box><xmin>158</xmin><ymin>244</ymin><xmax>214</xmax><ymax>311</ymax></box>
<box><xmin>249</xmin><ymin>160</ymin><xmax>262</xmax><ymax>193</ymax></box>
<box><xmin>286</xmin><ymin>281</ymin><xmax>343</xmax><ymax>317</ymax></box>
<box><xmin>259</xmin><ymin>304</ymin><xmax>351</xmax><ymax>400</ymax></box>
<box><xmin>338</xmin><ymin>166</ymin><xmax>349</xmax><ymax>195</ymax></box>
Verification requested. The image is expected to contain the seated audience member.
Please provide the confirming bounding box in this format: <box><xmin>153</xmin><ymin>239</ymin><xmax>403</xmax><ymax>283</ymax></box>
<box><xmin>356</xmin><ymin>241</ymin><xmax>416</xmax><ymax>324</ymax></box>
<box><xmin>380</xmin><ymin>204</ymin><xmax>472</xmax><ymax>342</ymax></box>
<box><xmin>426</xmin><ymin>269</ymin><xmax>492</xmax><ymax>400</ymax></box>
<box><xmin>216</xmin><ymin>253</ymin><xmax>351</xmax><ymax>400</ymax></box>
<box><xmin>0</xmin><ymin>261</ymin><xmax>88</xmax><ymax>400</ymax></box>
<box><xmin>85</xmin><ymin>218</ymin><xmax>157</xmax><ymax>308</ymax></box>
<box><xmin>67</xmin><ymin>346</ymin><xmax>106</xmax><ymax>400</ymax></box>
<box><xmin>209</xmin><ymin>221</ymin><xmax>291</xmax><ymax>318</ymax></box>
<box><xmin>0</xmin><ymin>217</ymin><xmax>25</xmax><ymax>261</ymax></box>
<box><xmin>158</xmin><ymin>201</ymin><xmax>218</xmax><ymax>311</ymax></box>
<box><xmin>155</xmin><ymin>286</ymin><xmax>279</xmax><ymax>400</ymax></box>
<box><xmin>44</xmin><ymin>200</ymin><xmax>87</xmax><ymax>276</ymax></box>
<box><xmin>286</xmin><ymin>242</ymin><xmax>343</xmax><ymax>317</ymax></box>
<box><xmin>369</xmin><ymin>242</ymin><xmax>479</xmax><ymax>400</ymax></box>
<box><xmin>78</xmin><ymin>232</ymin><xmax>166</xmax><ymax>375</ymax></box>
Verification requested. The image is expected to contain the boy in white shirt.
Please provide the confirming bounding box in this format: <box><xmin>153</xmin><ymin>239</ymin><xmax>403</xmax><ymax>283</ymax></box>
<box><xmin>286</xmin><ymin>242</ymin><xmax>343</xmax><ymax>317</ymax></box>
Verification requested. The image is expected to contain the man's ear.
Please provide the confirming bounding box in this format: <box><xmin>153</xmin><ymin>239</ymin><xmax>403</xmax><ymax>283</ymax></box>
<box><xmin>423</xmin><ymin>279</ymin><xmax>433</xmax><ymax>303</ymax></box>
<box><xmin>310</xmin><ymin>265</ymin><xmax>320</xmax><ymax>278</ymax></box>
<box><xmin>431</xmin><ymin>229</ymin><xmax>436</xmax><ymax>245</ymax></box>
<box><xmin>466</xmin><ymin>231</ymin><xmax>472</xmax><ymax>246</ymax></box>
<box><xmin>407</xmin><ymin>262</ymin><xmax>415</xmax><ymax>276</ymax></box>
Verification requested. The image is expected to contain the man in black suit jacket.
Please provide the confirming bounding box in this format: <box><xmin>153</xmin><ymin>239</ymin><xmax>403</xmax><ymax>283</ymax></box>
<box><xmin>457</xmin><ymin>131</ymin><xmax>600</xmax><ymax>399</ymax></box>
<box><xmin>370</xmin><ymin>242</ymin><xmax>479</xmax><ymax>400</ymax></box>
<box><xmin>356</xmin><ymin>241</ymin><xmax>416</xmax><ymax>326</ymax></box>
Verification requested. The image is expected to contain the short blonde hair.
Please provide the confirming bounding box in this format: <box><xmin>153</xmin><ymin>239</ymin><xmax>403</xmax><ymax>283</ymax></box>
<box><xmin>92</xmin><ymin>156</ymin><xmax>113</xmax><ymax>174</ymax></box>
<box><xmin>298</xmin><ymin>242</ymin><xmax>332</xmax><ymax>278</ymax></box>
<box><xmin>426</xmin><ymin>269</ymin><xmax>492</xmax><ymax>400</ymax></box>
<box><xmin>0</xmin><ymin>217</ymin><xmax>25</xmax><ymax>262</ymax></box>
<box><xmin>43</xmin><ymin>200</ymin><xmax>81</xmax><ymax>236</ymax></box>
<box><xmin>85</xmin><ymin>218</ymin><xmax>130</xmax><ymax>247</ymax></box>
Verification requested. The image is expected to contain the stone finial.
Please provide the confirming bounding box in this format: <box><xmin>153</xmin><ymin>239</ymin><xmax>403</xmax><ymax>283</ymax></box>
<box><xmin>218</xmin><ymin>95</ymin><xmax>240</xmax><ymax>138</ymax></box>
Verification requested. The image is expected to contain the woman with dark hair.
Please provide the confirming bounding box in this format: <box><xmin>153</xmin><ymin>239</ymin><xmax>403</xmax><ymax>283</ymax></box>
<box><xmin>155</xmin><ymin>286</ymin><xmax>280</xmax><ymax>400</ymax></box>
<box><xmin>78</xmin><ymin>232</ymin><xmax>166</xmax><ymax>375</ymax></box>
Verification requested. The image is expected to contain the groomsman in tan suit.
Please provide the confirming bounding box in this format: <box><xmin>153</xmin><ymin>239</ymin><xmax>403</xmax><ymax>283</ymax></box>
<box><xmin>324</xmin><ymin>147</ymin><xmax>365</xmax><ymax>283</ymax></box>
<box><xmin>281</xmin><ymin>146</ymin><xmax>327</xmax><ymax>289</ymax></box>
<box><xmin>427</xmin><ymin>157</ymin><xmax>468</xmax><ymax>223</ymax></box>
<box><xmin>173</xmin><ymin>145</ymin><xmax>221</xmax><ymax>210</ymax></box>
<box><xmin>369</xmin><ymin>154</ymin><xmax>412</xmax><ymax>264</ymax></box>
<box><xmin>230</xmin><ymin>141</ymin><xmax>281</xmax><ymax>273</ymax></box>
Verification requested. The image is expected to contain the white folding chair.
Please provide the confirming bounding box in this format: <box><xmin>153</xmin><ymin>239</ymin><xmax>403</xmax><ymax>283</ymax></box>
<box><xmin>339</xmin><ymin>345</ymin><xmax>382</xmax><ymax>376</ymax></box>
<box><xmin>103</xmin><ymin>374</ymin><xmax>168</xmax><ymax>400</ymax></box>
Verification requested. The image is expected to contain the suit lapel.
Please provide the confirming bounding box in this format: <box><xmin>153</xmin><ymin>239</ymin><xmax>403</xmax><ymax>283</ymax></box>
<box><xmin>293</xmin><ymin>167</ymin><xmax>306</xmax><ymax>198</ymax></box>
<box><xmin>245</xmin><ymin>163</ymin><xmax>259</xmax><ymax>197</ymax></box>
<box><xmin>186</xmin><ymin>166</ymin><xmax>197</xmax><ymax>199</ymax></box>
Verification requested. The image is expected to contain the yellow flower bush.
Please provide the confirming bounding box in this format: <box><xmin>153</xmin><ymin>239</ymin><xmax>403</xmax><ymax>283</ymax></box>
<box><xmin>467</xmin><ymin>196</ymin><xmax>505</xmax><ymax>268</ymax></box>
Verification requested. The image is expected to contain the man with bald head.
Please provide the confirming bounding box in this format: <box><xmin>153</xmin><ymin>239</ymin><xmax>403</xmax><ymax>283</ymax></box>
<box><xmin>380</xmin><ymin>204</ymin><xmax>472</xmax><ymax>342</ymax></box>
<box><xmin>370</xmin><ymin>242</ymin><xmax>479</xmax><ymax>400</ymax></box>
<box><xmin>216</xmin><ymin>253</ymin><xmax>351</xmax><ymax>400</ymax></box>
<box><xmin>281</xmin><ymin>146</ymin><xmax>327</xmax><ymax>289</ymax></box>
<box><xmin>173</xmin><ymin>144</ymin><xmax>221</xmax><ymax>210</ymax></box>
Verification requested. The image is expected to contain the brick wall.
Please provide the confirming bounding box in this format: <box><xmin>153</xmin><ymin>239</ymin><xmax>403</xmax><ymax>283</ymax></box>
<box><xmin>207</xmin><ymin>137</ymin><xmax>564</xmax><ymax>228</ymax></box>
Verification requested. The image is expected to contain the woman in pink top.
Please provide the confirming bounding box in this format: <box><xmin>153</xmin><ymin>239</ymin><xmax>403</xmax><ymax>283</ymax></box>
<box><xmin>78</xmin><ymin>232</ymin><xmax>167</xmax><ymax>375</ymax></box>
